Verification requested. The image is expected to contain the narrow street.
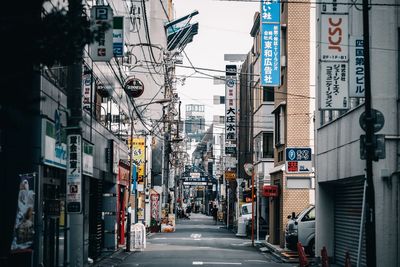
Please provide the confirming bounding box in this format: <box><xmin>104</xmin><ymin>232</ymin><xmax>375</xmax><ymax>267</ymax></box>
<box><xmin>116</xmin><ymin>213</ymin><xmax>293</xmax><ymax>267</ymax></box>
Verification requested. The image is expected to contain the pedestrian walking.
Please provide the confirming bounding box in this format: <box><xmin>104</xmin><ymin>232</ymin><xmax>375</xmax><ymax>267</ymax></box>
<box><xmin>212</xmin><ymin>205</ymin><xmax>218</xmax><ymax>225</ymax></box>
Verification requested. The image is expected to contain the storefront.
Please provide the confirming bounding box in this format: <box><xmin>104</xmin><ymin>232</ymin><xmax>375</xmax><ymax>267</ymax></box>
<box><xmin>117</xmin><ymin>161</ymin><xmax>130</xmax><ymax>246</ymax></box>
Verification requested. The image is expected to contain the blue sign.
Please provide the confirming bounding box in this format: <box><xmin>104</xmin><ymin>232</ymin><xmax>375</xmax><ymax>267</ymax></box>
<box><xmin>286</xmin><ymin>148</ymin><xmax>312</xmax><ymax>161</ymax></box>
<box><xmin>132</xmin><ymin>164</ymin><xmax>137</xmax><ymax>192</ymax></box>
<box><xmin>261</xmin><ymin>0</ymin><xmax>280</xmax><ymax>24</ymax></box>
<box><xmin>261</xmin><ymin>23</ymin><xmax>280</xmax><ymax>86</ymax></box>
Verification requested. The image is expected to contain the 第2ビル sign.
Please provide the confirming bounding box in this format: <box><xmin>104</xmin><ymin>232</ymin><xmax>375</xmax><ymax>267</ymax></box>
<box><xmin>285</xmin><ymin>148</ymin><xmax>312</xmax><ymax>174</ymax></box>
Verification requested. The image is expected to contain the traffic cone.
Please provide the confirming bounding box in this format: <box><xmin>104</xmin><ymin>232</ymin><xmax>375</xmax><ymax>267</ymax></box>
<box><xmin>297</xmin><ymin>242</ymin><xmax>309</xmax><ymax>267</ymax></box>
<box><xmin>321</xmin><ymin>246</ymin><xmax>329</xmax><ymax>267</ymax></box>
<box><xmin>344</xmin><ymin>251</ymin><xmax>352</xmax><ymax>267</ymax></box>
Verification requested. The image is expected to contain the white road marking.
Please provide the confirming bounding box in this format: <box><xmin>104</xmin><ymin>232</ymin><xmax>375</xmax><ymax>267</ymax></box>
<box><xmin>193</xmin><ymin>262</ymin><xmax>242</xmax><ymax>265</ymax></box>
<box><xmin>190</xmin><ymin>233</ymin><xmax>202</xmax><ymax>239</ymax></box>
<box><xmin>244</xmin><ymin>259</ymin><xmax>269</xmax><ymax>263</ymax></box>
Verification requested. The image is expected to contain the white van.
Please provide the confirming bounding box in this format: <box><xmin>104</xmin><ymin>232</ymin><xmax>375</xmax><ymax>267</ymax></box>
<box><xmin>236</xmin><ymin>203</ymin><xmax>252</xmax><ymax>237</ymax></box>
<box><xmin>285</xmin><ymin>205</ymin><xmax>315</xmax><ymax>256</ymax></box>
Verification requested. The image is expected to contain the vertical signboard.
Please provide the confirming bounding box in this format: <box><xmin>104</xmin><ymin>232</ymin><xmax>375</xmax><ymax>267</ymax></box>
<box><xmin>113</xmin><ymin>16</ymin><xmax>124</xmax><ymax>57</ymax></box>
<box><xmin>349</xmin><ymin>36</ymin><xmax>365</xmax><ymax>97</ymax></box>
<box><xmin>261</xmin><ymin>0</ymin><xmax>280</xmax><ymax>87</ymax></box>
<box><xmin>261</xmin><ymin>23</ymin><xmax>281</xmax><ymax>86</ymax></box>
<box><xmin>130</xmin><ymin>137</ymin><xmax>146</xmax><ymax>183</ymax></box>
<box><xmin>320</xmin><ymin>62</ymin><xmax>349</xmax><ymax>109</ymax></box>
<box><xmin>225</xmin><ymin>65</ymin><xmax>237</xmax><ymax>180</ymax></box>
<box><xmin>225</xmin><ymin>65</ymin><xmax>237</xmax><ymax>142</ymax></box>
<box><xmin>82</xmin><ymin>66</ymin><xmax>92</xmax><ymax>111</ymax></box>
<box><xmin>320</xmin><ymin>14</ymin><xmax>348</xmax><ymax>62</ymax></box>
<box><xmin>67</xmin><ymin>135</ymin><xmax>82</xmax><ymax>213</ymax></box>
<box><xmin>90</xmin><ymin>5</ymin><xmax>114</xmax><ymax>62</ymax></box>
<box><xmin>83</xmin><ymin>141</ymin><xmax>94</xmax><ymax>177</ymax></box>
<box><xmin>319</xmin><ymin>9</ymin><xmax>350</xmax><ymax>110</ymax></box>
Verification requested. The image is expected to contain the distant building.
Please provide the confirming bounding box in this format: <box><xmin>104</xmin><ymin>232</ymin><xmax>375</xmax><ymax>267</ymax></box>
<box><xmin>184</xmin><ymin>104</ymin><xmax>206</xmax><ymax>142</ymax></box>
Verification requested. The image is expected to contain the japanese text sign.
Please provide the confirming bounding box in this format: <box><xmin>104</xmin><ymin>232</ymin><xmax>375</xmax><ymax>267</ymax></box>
<box><xmin>130</xmin><ymin>137</ymin><xmax>145</xmax><ymax>182</ymax></box>
<box><xmin>261</xmin><ymin>23</ymin><xmax>280</xmax><ymax>86</ymax></box>
<box><xmin>261</xmin><ymin>0</ymin><xmax>280</xmax><ymax>24</ymax></box>
<box><xmin>67</xmin><ymin>134</ymin><xmax>82</xmax><ymax>213</ymax></box>
<box><xmin>349</xmin><ymin>36</ymin><xmax>364</xmax><ymax>97</ymax></box>
<box><xmin>285</xmin><ymin>148</ymin><xmax>312</xmax><ymax>174</ymax></box>
<box><xmin>320</xmin><ymin>62</ymin><xmax>349</xmax><ymax>110</ymax></box>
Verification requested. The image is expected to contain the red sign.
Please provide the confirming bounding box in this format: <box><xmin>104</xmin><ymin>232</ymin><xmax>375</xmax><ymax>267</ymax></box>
<box><xmin>262</xmin><ymin>185</ymin><xmax>279</xmax><ymax>197</ymax></box>
<box><xmin>287</xmin><ymin>161</ymin><xmax>298</xmax><ymax>173</ymax></box>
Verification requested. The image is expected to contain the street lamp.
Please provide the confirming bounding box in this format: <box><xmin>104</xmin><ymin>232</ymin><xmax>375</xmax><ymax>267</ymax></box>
<box><xmin>126</xmin><ymin>98</ymin><xmax>172</xmax><ymax>252</ymax></box>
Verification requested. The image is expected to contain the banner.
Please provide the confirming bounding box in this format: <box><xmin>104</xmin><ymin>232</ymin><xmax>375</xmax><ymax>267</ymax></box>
<box><xmin>11</xmin><ymin>173</ymin><xmax>36</xmax><ymax>250</ymax></box>
<box><xmin>130</xmin><ymin>137</ymin><xmax>146</xmax><ymax>182</ymax></box>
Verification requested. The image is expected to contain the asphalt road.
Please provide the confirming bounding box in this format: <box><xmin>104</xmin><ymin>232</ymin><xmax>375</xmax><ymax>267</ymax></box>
<box><xmin>117</xmin><ymin>213</ymin><xmax>294</xmax><ymax>267</ymax></box>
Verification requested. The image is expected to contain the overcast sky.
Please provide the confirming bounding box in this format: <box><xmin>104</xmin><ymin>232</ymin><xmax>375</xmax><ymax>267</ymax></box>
<box><xmin>173</xmin><ymin>0</ymin><xmax>259</xmax><ymax>125</ymax></box>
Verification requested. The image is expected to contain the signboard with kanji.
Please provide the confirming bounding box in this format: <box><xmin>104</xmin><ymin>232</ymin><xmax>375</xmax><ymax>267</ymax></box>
<box><xmin>67</xmin><ymin>134</ymin><xmax>82</xmax><ymax>213</ymax></box>
<box><xmin>285</xmin><ymin>148</ymin><xmax>312</xmax><ymax>174</ymax></box>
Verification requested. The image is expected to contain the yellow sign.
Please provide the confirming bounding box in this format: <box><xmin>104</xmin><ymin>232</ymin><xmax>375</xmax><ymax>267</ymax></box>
<box><xmin>130</xmin><ymin>137</ymin><xmax>145</xmax><ymax>182</ymax></box>
<box><xmin>225</xmin><ymin>171</ymin><xmax>236</xmax><ymax>180</ymax></box>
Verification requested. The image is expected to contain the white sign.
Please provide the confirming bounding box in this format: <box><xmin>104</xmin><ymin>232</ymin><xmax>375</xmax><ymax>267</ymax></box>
<box><xmin>321</xmin><ymin>0</ymin><xmax>349</xmax><ymax>14</ymax></box>
<box><xmin>83</xmin><ymin>141</ymin><xmax>94</xmax><ymax>177</ymax></box>
<box><xmin>349</xmin><ymin>36</ymin><xmax>365</xmax><ymax>97</ymax></box>
<box><xmin>67</xmin><ymin>135</ymin><xmax>82</xmax><ymax>213</ymax></box>
<box><xmin>225</xmin><ymin>156</ymin><xmax>237</xmax><ymax>168</ymax></box>
<box><xmin>320</xmin><ymin>62</ymin><xmax>349</xmax><ymax>110</ymax></box>
<box><xmin>42</xmin><ymin>118</ymin><xmax>67</xmax><ymax>169</ymax></box>
<box><xmin>82</xmin><ymin>69</ymin><xmax>92</xmax><ymax>110</ymax></box>
<box><xmin>225</xmin><ymin>65</ymin><xmax>237</xmax><ymax>141</ymax></box>
<box><xmin>321</xmin><ymin>14</ymin><xmax>348</xmax><ymax>62</ymax></box>
<box><xmin>190</xmin><ymin>172</ymin><xmax>200</xmax><ymax>178</ymax></box>
<box><xmin>90</xmin><ymin>6</ymin><xmax>114</xmax><ymax>62</ymax></box>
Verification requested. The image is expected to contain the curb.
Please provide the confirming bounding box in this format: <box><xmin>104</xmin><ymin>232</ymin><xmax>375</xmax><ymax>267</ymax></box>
<box><xmin>91</xmin><ymin>248</ymin><xmax>133</xmax><ymax>267</ymax></box>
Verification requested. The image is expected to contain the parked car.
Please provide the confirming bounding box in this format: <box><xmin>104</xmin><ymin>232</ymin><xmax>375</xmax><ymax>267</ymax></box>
<box><xmin>285</xmin><ymin>205</ymin><xmax>315</xmax><ymax>256</ymax></box>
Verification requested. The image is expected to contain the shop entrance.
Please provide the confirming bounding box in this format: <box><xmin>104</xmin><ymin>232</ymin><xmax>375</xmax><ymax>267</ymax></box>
<box><xmin>42</xmin><ymin>179</ymin><xmax>65</xmax><ymax>267</ymax></box>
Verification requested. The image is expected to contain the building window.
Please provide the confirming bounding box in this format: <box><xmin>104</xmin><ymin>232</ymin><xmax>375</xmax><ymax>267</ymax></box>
<box><xmin>262</xmin><ymin>132</ymin><xmax>273</xmax><ymax>158</ymax></box>
<box><xmin>263</xmin><ymin>87</ymin><xmax>274</xmax><ymax>102</ymax></box>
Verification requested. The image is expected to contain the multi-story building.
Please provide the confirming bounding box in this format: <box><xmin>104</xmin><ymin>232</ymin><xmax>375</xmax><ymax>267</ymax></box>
<box><xmin>315</xmin><ymin>1</ymin><xmax>399</xmax><ymax>266</ymax></box>
<box><xmin>264</xmin><ymin>2</ymin><xmax>315</xmax><ymax>248</ymax></box>
<box><xmin>185</xmin><ymin>104</ymin><xmax>206</xmax><ymax>142</ymax></box>
<box><xmin>4</xmin><ymin>1</ymin><xmax>182</xmax><ymax>266</ymax></box>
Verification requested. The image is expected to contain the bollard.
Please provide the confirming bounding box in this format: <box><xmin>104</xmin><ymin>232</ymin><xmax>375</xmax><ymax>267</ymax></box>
<box><xmin>321</xmin><ymin>246</ymin><xmax>329</xmax><ymax>267</ymax></box>
<box><xmin>297</xmin><ymin>242</ymin><xmax>309</xmax><ymax>267</ymax></box>
<box><xmin>344</xmin><ymin>251</ymin><xmax>352</xmax><ymax>267</ymax></box>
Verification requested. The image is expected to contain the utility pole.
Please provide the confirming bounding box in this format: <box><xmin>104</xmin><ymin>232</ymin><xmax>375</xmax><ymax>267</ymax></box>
<box><xmin>362</xmin><ymin>0</ymin><xmax>376</xmax><ymax>266</ymax></box>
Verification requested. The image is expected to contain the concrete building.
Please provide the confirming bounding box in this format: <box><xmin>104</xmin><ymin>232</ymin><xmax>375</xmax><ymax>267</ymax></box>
<box><xmin>315</xmin><ymin>1</ymin><xmax>399</xmax><ymax>266</ymax></box>
<box><xmin>185</xmin><ymin>104</ymin><xmax>206</xmax><ymax>142</ymax></box>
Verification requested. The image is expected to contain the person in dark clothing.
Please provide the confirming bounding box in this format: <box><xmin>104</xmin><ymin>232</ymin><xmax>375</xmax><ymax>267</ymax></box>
<box><xmin>212</xmin><ymin>205</ymin><xmax>218</xmax><ymax>225</ymax></box>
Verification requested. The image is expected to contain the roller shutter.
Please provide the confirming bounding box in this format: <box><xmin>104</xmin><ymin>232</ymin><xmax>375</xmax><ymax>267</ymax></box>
<box><xmin>334</xmin><ymin>181</ymin><xmax>366</xmax><ymax>266</ymax></box>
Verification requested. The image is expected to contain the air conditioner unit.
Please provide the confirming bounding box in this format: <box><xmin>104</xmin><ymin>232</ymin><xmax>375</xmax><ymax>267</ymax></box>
<box><xmin>281</xmin><ymin>55</ymin><xmax>286</xmax><ymax>67</ymax></box>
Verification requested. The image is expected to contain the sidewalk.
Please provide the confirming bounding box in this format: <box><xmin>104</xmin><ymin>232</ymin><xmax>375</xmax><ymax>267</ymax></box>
<box><xmin>91</xmin><ymin>231</ymin><xmax>155</xmax><ymax>267</ymax></box>
<box><xmin>257</xmin><ymin>237</ymin><xmax>340</xmax><ymax>267</ymax></box>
